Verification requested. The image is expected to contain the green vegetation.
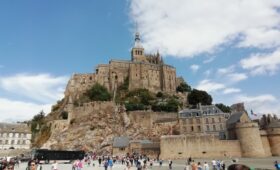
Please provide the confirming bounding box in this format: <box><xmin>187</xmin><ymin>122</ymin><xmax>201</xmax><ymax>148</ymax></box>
<box><xmin>176</xmin><ymin>82</ymin><xmax>191</xmax><ymax>93</ymax></box>
<box><xmin>30</xmin><ymin>110</ymin><xmax>45</xmax><ymax>134</ymax></box>
<box><xmin>29</xmin><ymin>110</ymin><xmax>51</xmax><ymax>147</ymax></box>
<box><xmin>188</xmin><ymin>89</ymin><xmax>212</xmax><ymax>105</ymax></box>
<box><xmin>85</xmin><ymin>83</ymin><xmax>111</xmax><ymax>101</ymax></box>
<box><xmin>152</xmin><ymin>97</ymin><xmax>181</xmax><ymax>112</ymax></box>
<box><xmin>215</xmin><ymin>103</ymin><xmax>231</xmax><ymax>113</ymax></box>
<box><xmin>123</xmin><ymin>88</ymin><xmax>155</xmax><ymax>111</ymax></box>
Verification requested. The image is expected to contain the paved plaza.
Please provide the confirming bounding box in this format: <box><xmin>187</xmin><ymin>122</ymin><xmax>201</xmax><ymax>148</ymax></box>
<box><xmin>13</xmin><ymin>157</ymin><xmax>280</xmax><ymax>170</ymax></box>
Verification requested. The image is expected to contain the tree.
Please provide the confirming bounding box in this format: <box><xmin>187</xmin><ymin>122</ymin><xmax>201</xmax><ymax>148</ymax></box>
<box><xmin>85</xmin><ymin>83</ymin><xmax>111</xmax><ymax>101</ymax></box>
<box><xmin>188</xmin><ymin>89</ymin><xmax>212</xmax><ymax>105</ymax></box>
<box><xmin>215</xmin><ymin>103</ymin><xmax>231</xmax><ymax>113</ymax></box>
<box><xmin>176</xmin><ymin>82</ymin><xmax>191</xmax><ymax>93</ymax></box>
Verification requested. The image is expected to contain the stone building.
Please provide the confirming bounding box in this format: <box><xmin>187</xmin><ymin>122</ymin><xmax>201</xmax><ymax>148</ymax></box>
<box><xmin>178</xmin><ymin>104</ymin><xmax>229</xmax><ymax>138</ymax></box>
<box><xmin>64</xmin><ymin>32</ymin><xmax>179</xmax><ymax>100</ymax></box>
<box><xmin>0</xmin><ymin>123</ymin><xmax>31</xmax><ymax>150</ymax></box>
<box><xmin>112</xmin><ymin>137</ymin><xmax>160</xmax><ymax>158</ymax></box>
<box><xmin>160</xmin><ymin>111</ymin><xmax>280</xmax><ymax>159</ymax></box>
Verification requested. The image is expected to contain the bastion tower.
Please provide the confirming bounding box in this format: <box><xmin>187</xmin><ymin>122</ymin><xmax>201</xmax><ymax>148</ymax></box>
<box><xmin>235</xmin><ymin>122</ymin><xmax>266</xmax><ymax>157</ymax></box>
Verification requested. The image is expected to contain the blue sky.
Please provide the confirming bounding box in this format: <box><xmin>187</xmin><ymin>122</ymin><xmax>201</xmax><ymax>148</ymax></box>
<box><xmin>1</xmin><ymin>0</ymin><xmax>280</xmax><ymax>122</ymax></box>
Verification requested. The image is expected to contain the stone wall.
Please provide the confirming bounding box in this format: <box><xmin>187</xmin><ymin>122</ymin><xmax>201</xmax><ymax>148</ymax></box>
<box><xmin>65</xmin><ymin>73</ymin><xmax>96</xmax><ymax>97</ymax></box>
<box><xmin>48</xmin><ymin>120</ymin><xmax>68</xmax><ymax>133</ymax></box>
<box><xmin>67</xmin><ymin>101</ymin><xmax>115</xmax><ymax>124</ymax></box>
<box><xmin>112</xmin><ymin>147</ymin><xmax>129</xmax><ymax>156</ymax></box>
<box><xmin>128</xmin><ymin>111</ymin><xmax>178</xmax><ymax>129</ymax></box>
<box><xmin>160</xmin><ymin>135</ymin><xmax>242</xmax><ymax>159</ymax></box>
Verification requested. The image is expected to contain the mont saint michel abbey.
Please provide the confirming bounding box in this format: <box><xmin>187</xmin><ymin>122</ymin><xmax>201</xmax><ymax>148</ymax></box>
<box><xmin>65</xmin><ymin>32</ymin><xmax>179</xmax><ymax>97</ymax></box>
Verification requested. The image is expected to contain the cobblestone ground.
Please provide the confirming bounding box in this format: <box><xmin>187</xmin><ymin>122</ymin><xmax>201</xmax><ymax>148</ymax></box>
<box><xmin>14</xmin><ymin>157</ymin><xmax>280</xmax><ymax>170</ymax></box>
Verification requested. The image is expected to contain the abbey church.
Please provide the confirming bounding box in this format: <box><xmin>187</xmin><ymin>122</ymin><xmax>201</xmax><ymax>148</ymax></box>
<box><xmin>65</xmin><ymin>32</ymin><xmax>179</xmax><ymax>98</ymax></box>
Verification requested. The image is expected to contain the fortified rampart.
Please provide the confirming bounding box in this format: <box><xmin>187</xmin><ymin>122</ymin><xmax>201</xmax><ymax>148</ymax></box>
<box><xmin>235</xmin><ymin>122</ymin><xmax>266</xmax><ymax>157</ymax></box>
<box><xmin>65</xmin><ymin>101</ymin><xmax>115</xmax><ymax>124</ymax></box>
<box><xmin>160</xmin><ymin>135</ymin><xmax>242</xmax><ymax>159</ymax></box>
<box><xmin>128</xmin><ymin>111</ymin><xmax>178</xmax><ymax>129</ymax></box>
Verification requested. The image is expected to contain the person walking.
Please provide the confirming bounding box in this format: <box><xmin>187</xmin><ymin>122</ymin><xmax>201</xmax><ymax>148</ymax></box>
<box><xmin>275</xmin><ymin>161</ymin><xmax>280</xmax><ymax>170</ymax></box>
<box><xmin>108</xmin><ymin>158</ymin><xmax>113</xmax><ymax>170</ymax></box>
<box><xmin>103</xmin><ymin>159</ymin><xmax>109</xmax><ymax>170</ymax></box>
<box><xmin>203</xmin><ymin>162</ymin><xmax>209</xmax><ymax>170</ymax></box>
<box><xmin>168</xmin><ymin>160</ymin><xmax>173</xmax><ymax>170</ymax></box>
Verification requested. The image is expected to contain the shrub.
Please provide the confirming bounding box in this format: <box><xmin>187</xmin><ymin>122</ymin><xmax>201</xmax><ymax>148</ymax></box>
<box><xmin>85</xmin><ymin>83</ymin><xmax>111</xmax><ymax>101</ymax></box>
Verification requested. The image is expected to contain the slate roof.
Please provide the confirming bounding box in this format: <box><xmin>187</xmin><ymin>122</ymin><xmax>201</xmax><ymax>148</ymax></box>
<box><xmin>179</xmin><ymin>105</ymin><xmax>224</xmax><ymax>118</ymax></box>
<box><xmin>226</xmin><ymin>112</ymin><xmax>243</xmax><ymax>125</ymax></box>
<box><xmin>112</xmin><ymin>136</ymin><xmax>129</xmax><ymax>148</ymax></box>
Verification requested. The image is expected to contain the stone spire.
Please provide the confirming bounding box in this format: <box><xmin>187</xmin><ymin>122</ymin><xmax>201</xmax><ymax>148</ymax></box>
<box><xmin>134</xmin><ymin>32</ymin><xmax>143</xmax><ymax>48</ymax></box>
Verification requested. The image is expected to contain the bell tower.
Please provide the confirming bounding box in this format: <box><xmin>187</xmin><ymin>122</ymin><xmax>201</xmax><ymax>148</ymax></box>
<box><xmin>131</xmin><ymin>32</ymin><xmax>146</xmax><ymax>62</ymax></box>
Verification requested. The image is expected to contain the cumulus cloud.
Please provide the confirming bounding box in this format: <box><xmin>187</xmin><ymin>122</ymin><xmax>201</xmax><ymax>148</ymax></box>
<box><xmin>223</xmin><ymin>88</ymin><xmax>241</xmax><ymax>94</ymax></box>
<box><xmin>0</xmin><ymin>74</ymin><xmax>68</xmax><ymax>103</ymax></box>
<box><xmin>234</xmin><ymin>94</ymin><xmax>280</xmax><ymax>116</ymax></box>
<box><xmin>0</xmin><ymin>98</ymin><xmax>52</xmax><ymax>122</ymax></box>
<box><xmin>196</xmin><ymin>79</ymin><xmax>225</xmax><ymax>93</ymax></box>
<box><xmin>240</xmin><ymin>48</ymin><xmax>280</xmax><ymax>76</ymax></box>
<box><xmin>129</xmin><ymin>0</ymin><xmax>280</xmax><ymax>57</ymax></box>
<box><xmin>190</xmin><ymin>64</ymin><xmax>200</xmax><ymax>73</ymax></box>
<box><xmin>216</xmin><ymin>65</ymin><xmax>247</xmax><ymax>83</ymax></box>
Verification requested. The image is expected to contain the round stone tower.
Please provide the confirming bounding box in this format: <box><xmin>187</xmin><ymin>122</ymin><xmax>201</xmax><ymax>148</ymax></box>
<box><xmin>266</xmin><ymin>122</ymin><xmax>280</xmax><ymax>156</ymax></box>
<box><xmin>235</xmin><ymin>122</ymin><xmax>266</xmax><ymax>157</ymax></box>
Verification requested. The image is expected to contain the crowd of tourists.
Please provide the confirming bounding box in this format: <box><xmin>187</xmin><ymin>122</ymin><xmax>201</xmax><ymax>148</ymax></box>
<box><xmin>1</xmin><ymin>154</ymin><xmax>280</xmax><ymax>170</ymax></box>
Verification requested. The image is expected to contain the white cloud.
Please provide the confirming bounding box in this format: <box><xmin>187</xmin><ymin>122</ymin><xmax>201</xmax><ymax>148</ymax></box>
<box><xmin>236</xmin><ymin>94</ymin><xmax>276</xmax><ymax>103</ymax></box>
<box><xmin>223</xmin><ymin>88</ymin><xmax>241</xmax><ymax>94</ymax></box>
<box><xmin>227</xmin><ymin>73</ymin><xmax>248</xmax><ymax>83</ymax></box>
<box><xmin>0</xmin><ymin>74</ymin><xmax>68</xmax><ymax>103</ymax></box>
<box><xmin>216</xmin><ymin>65</ymin><xmax>247</xmax><ymax>83</ymax></box>
<box><xmin>238</xmin><ymin>28</ymin><xmax>280</xmax><ymax>48</ymax></box>
<box><xmin>196</xmin><ymin>79</ymin><xmax>225</xmax><ymax>93</ymax></box>
<box><xmin>203</xmin><ymin>56</ymin><xmax>216</xmax><ymax>64</ymax></box>
<box><xmin>217</xmin><ymin>65</ymin><xmax>235</xmax><ymax>75</ymax></box>
<box><xmin>240</xmin><ymin>48</ymin><xmax>280</xmax><ymax>75</ymax></box>
<box><xmin>234</xmin><ymin>94</ymin><xmax>280</xmax><ymax>116</ymax></box>
<box><xmin>130</xmin><ymin>0</ymin><xmax>280</xmax><ymax>57</ymax></box>
<box><xmin>190</xmin><ymin>64</ymin><xmax>200</xmax><ymax>73</ymax></box>
<box><xmin>0</xmin><ymin>98</ymin><xmax>52</xmax><ymax>122</ymax></box>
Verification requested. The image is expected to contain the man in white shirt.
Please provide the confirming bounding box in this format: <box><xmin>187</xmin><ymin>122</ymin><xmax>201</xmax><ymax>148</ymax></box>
<box><xmin>211</xmin><ymin>160</ymin><xmax>216</xmax><ymax>170</ymax></box>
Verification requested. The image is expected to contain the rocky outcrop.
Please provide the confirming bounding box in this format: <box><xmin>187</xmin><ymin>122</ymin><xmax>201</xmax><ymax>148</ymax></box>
<box><xmin>42</xmin><ymin>102</ymin><xmax>179</xmax><ymax>153</ymax></box>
